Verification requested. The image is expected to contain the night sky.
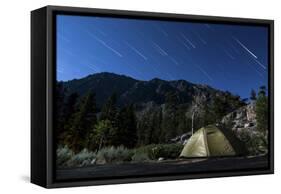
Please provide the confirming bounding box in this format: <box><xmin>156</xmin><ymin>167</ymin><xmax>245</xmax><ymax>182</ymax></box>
<box><xmin>56</xmin><ymin>15</ymin><xmax>268</xmax><ymax>98</ymax></box>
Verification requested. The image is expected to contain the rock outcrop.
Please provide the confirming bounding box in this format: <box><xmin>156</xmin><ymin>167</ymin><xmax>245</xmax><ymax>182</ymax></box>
<box><xmin>221</xmin><ymin>101</ymin><xmax>257</xmax><ymax>133</ymax></box>
<box><xmin>221</xmin><ymin>102</ymin><xmax>268</xmax><ymax>156</ymax></box>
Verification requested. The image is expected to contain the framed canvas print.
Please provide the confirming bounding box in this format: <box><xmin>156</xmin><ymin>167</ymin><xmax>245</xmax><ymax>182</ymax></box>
<box><xmin>31</xmin><ymin>5</ymin><xmax>274</xmax><ymax>188</ymax></box>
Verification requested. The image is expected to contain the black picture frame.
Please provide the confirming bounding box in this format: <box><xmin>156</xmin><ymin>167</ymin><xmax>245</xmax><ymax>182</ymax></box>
<box><xmin>31</xmin><ymin>5</ymin><xmax>274</xmax><ymax>188</ymax></box>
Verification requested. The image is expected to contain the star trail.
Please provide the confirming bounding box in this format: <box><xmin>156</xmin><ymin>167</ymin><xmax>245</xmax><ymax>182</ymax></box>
<box><xmin>56</xmin><ymin>15</ymin><xmax>268</xmax><ymax>98</ymax></box>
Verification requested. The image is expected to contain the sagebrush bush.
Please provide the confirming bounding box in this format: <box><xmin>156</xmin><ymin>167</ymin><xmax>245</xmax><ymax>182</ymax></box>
<box><xmin>95</xmin><ymin>146</ymin><xmax>133</xmax><ymax>164</ymax></box>
<box><xmin>57</xmin><ymin>143</ymin><xmax>183</xmax><ymax>167</ymax></box>
<box><xmin>56</xmin><ymin>145</ymin><xmax>73</xmax><ymax>167</ymax></box>
<box><xmin>57</xmin><ymin>146</ymin><xmax>96</xmax><ymax>167</ymax></box>
<box><xmin>66</xmin><ymin>148</ymin><xmax>96</xmax><ymax>167</ymax></box>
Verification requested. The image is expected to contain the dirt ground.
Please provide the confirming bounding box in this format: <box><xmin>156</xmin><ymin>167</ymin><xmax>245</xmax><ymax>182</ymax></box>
<box><xmin>56</xmin><ymin>156</ymin><xmax>268</xmax><ymax>180</ymax></box>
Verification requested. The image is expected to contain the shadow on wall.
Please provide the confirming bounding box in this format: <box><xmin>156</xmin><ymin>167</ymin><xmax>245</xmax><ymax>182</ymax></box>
<box><xmin>20</xmin><ymin>175</ymin><xmax>30</xmax><ymax>183</ymax></box>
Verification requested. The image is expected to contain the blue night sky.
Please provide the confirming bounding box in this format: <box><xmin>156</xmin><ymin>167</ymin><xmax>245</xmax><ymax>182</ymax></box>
<box><xmin>56</xmin><ymin>15</ymin><xmax>268</xmax><ymax>98</ymax></box>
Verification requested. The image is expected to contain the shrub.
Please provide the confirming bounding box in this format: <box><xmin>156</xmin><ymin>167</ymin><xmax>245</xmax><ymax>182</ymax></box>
<box><xmin>56</xmin><ymin>145</ymin><xmax>73</xmax><ymax>167</ymax></box>
<box><xmin>66</xmin><ymin>148</ymin><xmax>96</xmax><ymax>167</ymax></box>
<box><xmin>152</xmin><ymin>144</ymin><xmax>183</xmax><ymax>159</ymax></box>
<box><xmin>131</xmin><ymin>152</ymin><xmax>150</xmax><ymax>162</ymax></box>
<box><xmin>133</xmin><ymin>143</ymin><xmax>183</xmax><ymax>160</ymax></box>
<box><xmin>56</xmin><ymin>143</ymin><xmax>184</xmax><ymax>167</ymax></box>
<box><xmin>95</xmin><ymin>146</ymin><xmax>133</xmax><ymax>164</ymax></box>
<box><xmin>239</xmin><ymin>130</ymin><xmax>268</xmax><ymax>156</ymax></box>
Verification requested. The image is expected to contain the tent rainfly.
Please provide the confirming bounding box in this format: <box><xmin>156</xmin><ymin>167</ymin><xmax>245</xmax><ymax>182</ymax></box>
<box><xmin>180</xmin><ymin>125</ymin><xmax>236</xmax><ymax>157</ymax></box>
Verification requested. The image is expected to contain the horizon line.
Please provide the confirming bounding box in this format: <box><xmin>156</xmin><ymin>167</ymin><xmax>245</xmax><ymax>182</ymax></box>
<box><xmin>56</xmin><ymin>71</ymin><xmax>247</xmax><ymax>98</ymax></box>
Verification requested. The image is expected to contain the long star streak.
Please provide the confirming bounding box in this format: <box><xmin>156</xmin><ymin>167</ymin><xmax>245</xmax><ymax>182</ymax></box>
<box><xmin>196</xmin><ymin>65</ymin><xmax>213</xmax><ymax>81</ymax></box>
<box><xmin>254</xmin><ymin>69</ymin><xmax>265</xmax><ymax>78</ymax></box>
<box><xmin>182</xmin><ymin>42</ymin><xmax>191</xmax><ymax>50</ymax></box>
<box><xmin>195</xmin><ymin>33</ymin><xmax>207</xmax><ymax>44</ymax></box>
<box><xmin>152</xmin><ymin>42</ymin><xmax>168</xmax><ymax>56</ymax></box>
<box><xmin>97</xmin><ymin>29</ymin><xmax>106</xmax><ymax>36</ymax></box>
<box><xmin>239</xmin><ymin>53</ymin><xmax>266</xmax><ymax>79</ymax></box>
<box><xmin>233</xmin><ymin>37</ymin><xmax>257</xmax><ymax>59</ymax></box>
<box><xmin>87</xmin><ymin>31</ymin><xmax>123</xmax><ymax>57</ymax></box>
<box><xmin>253</xmin><ymin>58</ymin><xmax>266</xmax><ymax>70</ymax></box>
<box><xmin>248</xmin><ymin>61</ymin><xmax>266</xmax><ymax>79</ymax></box>
<box><xmin>125</xmin><ymin>42</ymin><xmax>148</xmax><ymax>61</ymax></box>
<box><xmin>181</xmin><ymin>33</ymin><xmax>196</xmax><ymax>48</ymax></box>
<box><xmin>86</xmin><ymin>64</ymin><xmax>98</xmax><ymax>72</ymax></box>
<box><xmin>169</xmin><ymin>57</ymin><xmax>180</xmax><ymax>66</ymax></box>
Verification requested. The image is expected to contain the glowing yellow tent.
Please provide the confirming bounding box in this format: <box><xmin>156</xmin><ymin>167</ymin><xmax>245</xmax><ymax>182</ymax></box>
<box><xmin>180</xmin><ymin>125</ymin><xmax>236</xmax><ymax>157</ymax></box>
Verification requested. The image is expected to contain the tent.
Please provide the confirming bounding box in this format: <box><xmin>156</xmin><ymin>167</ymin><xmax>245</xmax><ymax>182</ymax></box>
<box><xmin>179</xmin><ymin>125</ymin><xmax>239</xmax><ymax>157</ymax></box>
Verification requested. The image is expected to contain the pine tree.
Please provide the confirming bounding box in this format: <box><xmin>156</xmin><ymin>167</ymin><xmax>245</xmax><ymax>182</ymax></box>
<box><xmin>161</xmin><ymin>92</ymin><xmax>178</xmax><ymax>142</ymax></box>
<box><xmin>150</xmin><ymin>110</ymin><xmax>163</xmax><ymax>144</ymax></box>
<box><xmin>114</xmin><ymin>108</ymin><xmax>125</xmax><ymax>146</ymax></box>
<box><xmin>202</xmin><ymin>102</ymin><xmax>215</xmax><ymax>126</ymax></box>
<box><xmin>100</xmin><ymin>93</ymin><xmax>118</xmax><ymax>126</ymax></box>
<box><xmin>58</xmin><ymin>92</ymin><xmax>79</xmax><ymax>144</ymax></box>
<box><xmin>67</xmin><ymin>91</ymin><xmax>97</xmax><ymax>153</ymax></box>
<box><xmin>250</xmin><ymin>89</ymin><xmax>257</xmax><ymax>101</ymax></box>
<box><xmin>56</xmin><ymin>82</ymin><xmax>65</xmax><ymax>115</ymax></box>
<box><xmin>137</xmin><ymin>112</ymin><xmax>148</xmax><ymax>146</ymax></box>
<box><xmin>97</xmin><ymin>93</ymin><xmax>138</xmax><ymax>148</ymax></box>
<box><xmin>116</xmin><ymin>105</ymin><xmax>138</xmax><ymax>148</ymax></box>
<box><xmin>176</xmin><ymin>107</ymin><xmax>190</xmax><ymax>135</ymax></box>
<box><xmin>125</xmin><ymin>105</ymin><xmax>138</xmax><ymax>147</ymax></box>
<box><xmin>56</xmin><ymin>82</ymin><xmax>66</xmax><ymax>136</ymax></box>
<box><xmin>256</xmin><ymin>86</ymin><xmax>268</xmax><ymax>131</ymax></box>
<box><xmin>202</xmin><ymin>92</ymin><xmax>245</xmax><ymax>126</ymax></box>
<box><xmin>63</xmin><ymin>92</ymin><xmax>79</xmax><ymax>128</ymax></box>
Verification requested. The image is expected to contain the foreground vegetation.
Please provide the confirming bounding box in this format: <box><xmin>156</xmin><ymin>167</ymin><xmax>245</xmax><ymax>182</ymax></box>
<box><xmin>57</xmin><ymin>143</ymin><xmax>183</xmax><ymax>168</ymax></box>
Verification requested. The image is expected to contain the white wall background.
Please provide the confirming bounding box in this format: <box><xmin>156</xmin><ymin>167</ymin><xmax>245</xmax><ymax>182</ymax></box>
<box><xmin>0</xmin><ymin>0</ymin><xmax>279</xmax><ymax>193</ymax></box>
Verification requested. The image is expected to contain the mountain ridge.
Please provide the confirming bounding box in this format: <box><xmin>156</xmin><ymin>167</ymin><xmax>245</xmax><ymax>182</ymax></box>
<box><xmin>60</xmin><ymin>72</ymin><xmax>243</xmax><ymax>112</ymax></box>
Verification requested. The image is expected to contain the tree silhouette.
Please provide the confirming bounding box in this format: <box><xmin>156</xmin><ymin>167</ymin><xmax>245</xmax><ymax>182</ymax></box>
<box><xmin>67</xmin><ymin>91</ymin><xmax>97</xmax><ymax>153</ymax></box>
<box><xmin>256</xmin><ymin>86</ymin><xmax>268</xmax><ymax>131</ymax></box>
<box><xmin>250</xmin><ymin>89</ymin><xmax>257</xmax><ymax>101</ymax></box>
